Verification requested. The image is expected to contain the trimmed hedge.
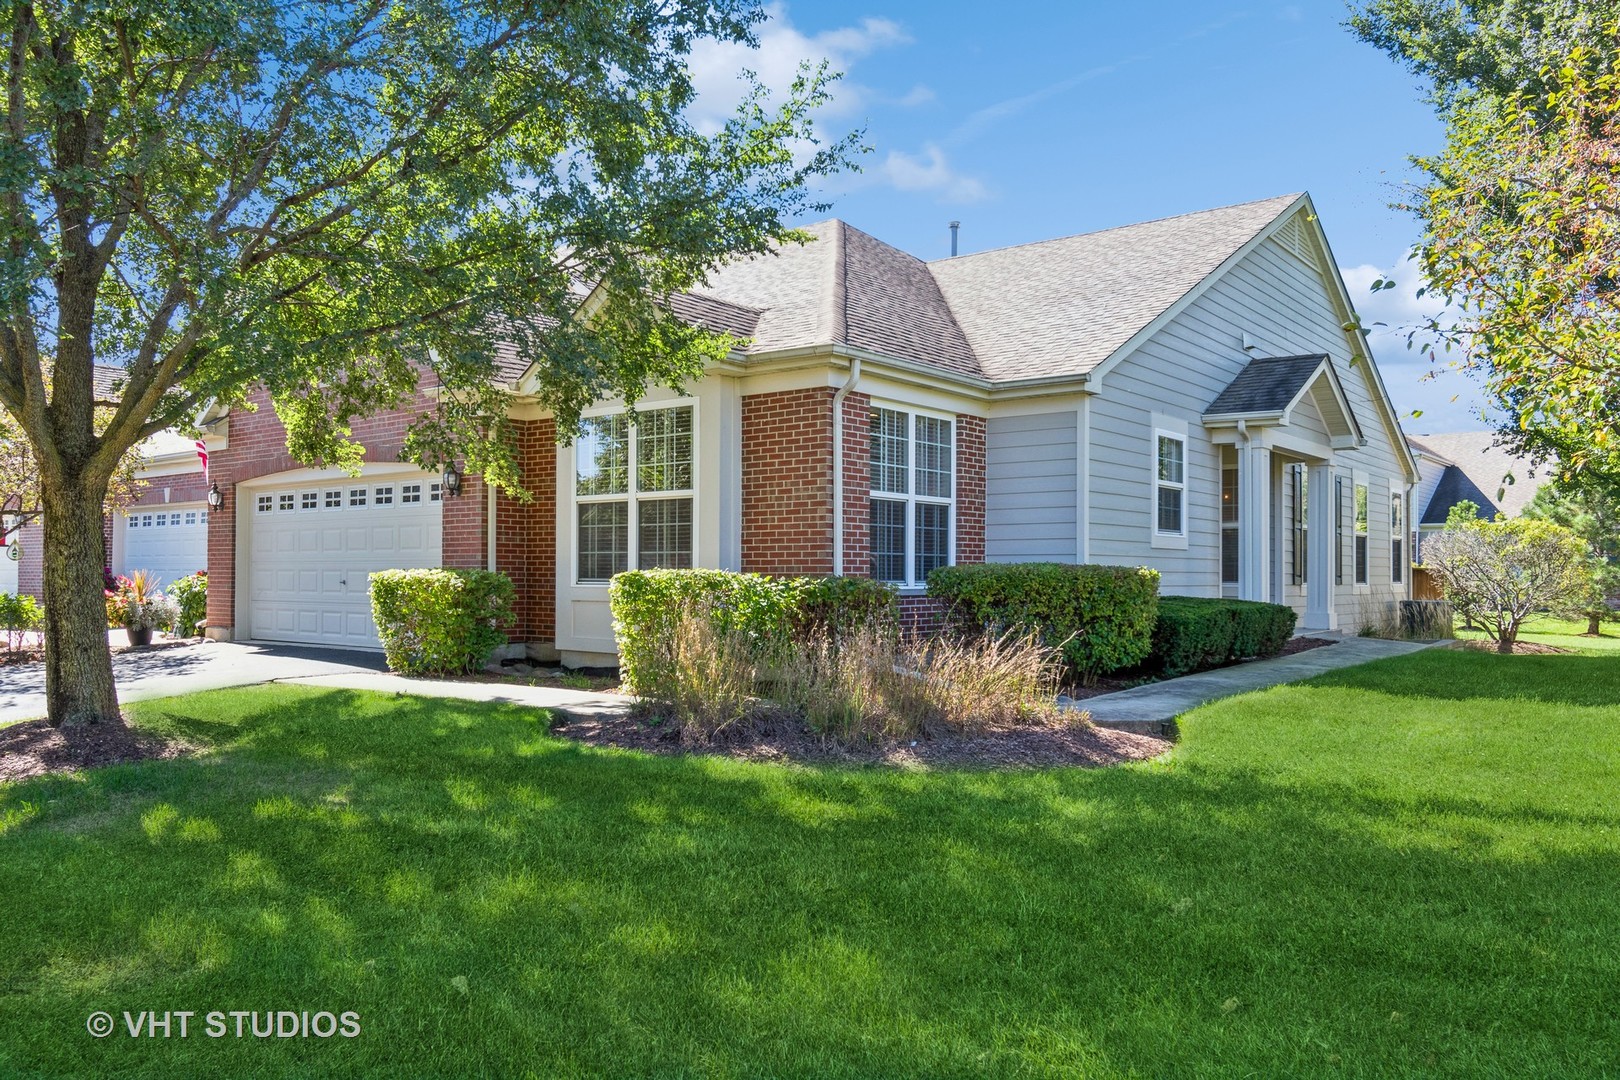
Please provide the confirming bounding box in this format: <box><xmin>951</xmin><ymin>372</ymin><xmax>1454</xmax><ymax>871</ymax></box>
<box><xmin>609</xmin><ymin>569</ymin><xmax>897</xmax><ymax>695</ymax></box>
<box><xmin>1151</xmin><ymin>596</ymin><xmax>1297</xmax><ymax>677</ymax></box>
<box><xmin>370</xmin><ymin>568</ymin><xmax>515</xmax><ymax>676</ymax></box>
<box><xmin>926</xmin><ymin>562</ymin><xmax>1161</xmax><ymax>679</ymax></box>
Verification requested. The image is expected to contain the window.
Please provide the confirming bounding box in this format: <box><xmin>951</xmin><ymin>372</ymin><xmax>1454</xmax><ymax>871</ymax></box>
<box><xmin>374</xmin><ymin>485</ymin><xmax>394</xmax><ymax>505</ymax></box>
<box><xmin>277</xmin><ymin>493</ymin><xmax>294</xmax><ymax>512</ymax></box>
<box><xmin>1289</xmin><ymin>463</ymin><xmax>1307</xmax><ymax>586</ymax></box>
<box><xmin>128</xmin><ymin>515</ymin><xmax>141</xmax><ymax>529</ymax></box>
<box><xmin>200</xmin><ymin>510</ymin><xmax>208</xmax><ymax>525</ymax></box>
<box><xmin>429</xmin><ymin>482</ymin><xmax>442</xmax><ymax>502</ymax></box>
<box><xmin>574</xmin><ymin>404</ymin><xmax>695</xmax><ymax>582</ymax></box>
<box><xmin>868</xmin><ymin>407</ymin><xmax>954</xmax><ymax>586</ymax></box>
<box><xmin>1220</xmin><ymin>450</ymin><xmax>1239</xmax><ymax>585</ymax></box>
<box><xmin>1391</xmin><ymin>489</ymin><xmax>1405</xmax><ymax>584</ymax></box>
<box><xmin>256</xmin><ymin>495</ymin><xmax>272</xmax><ymax>514</ymax></box>
<box><xmin>349</xmin><ymin>488</ymin><xmax>367</xmax><ymax>507</ymax></box>
<box><xmin>1334</xmin><ymin>478</ymin><xmax>1344</xmax><ymax>585</ymax></box>
<box><xmin>401</xmin><ymin>483</ymin><xmax>422</xmax><ymax>504</ymax></box>
<box><xmin>325</xmin><ymin>490</ymin><xmax>342</xmax><ymax>509</ymax></box>
<box><xmin>300</xmin><ymin>491</ymin><xmax>317</xmax><ymax>510</ymax></box>
<box><xmin>1155</xmin><ymin>434</ymin><xmax>1185</xmax><ymax>535</ymax></box>
<box><xmin>184</xmin><ymin>511</ymin><xmax>197</xmax><ymax>526</ymax></box>
<box><xmin>1354</xmin><ymin>481</ymin><xmax>1369</xmax><ymax>585</ymax></box>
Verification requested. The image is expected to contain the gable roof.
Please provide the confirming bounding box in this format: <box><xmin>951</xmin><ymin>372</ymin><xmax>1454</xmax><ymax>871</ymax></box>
<box><xmin>686</xmin><ymin>220</ymin><xmax>979</xmax><ymax>378</ymax></box>
<box><xmin>926</xmin><ymin>194</ymin><xmax>1302</xmax><ymax>382</ymax></box>
<box><xmin>1407</xmin><ymin>432</ymin><xmax>1545</xmax><ymax>524</ymax></box>
<box><xmin>1205</xmin><ymin>354</ymin><xmax>1329</xmax><ymax>415</ymax></box>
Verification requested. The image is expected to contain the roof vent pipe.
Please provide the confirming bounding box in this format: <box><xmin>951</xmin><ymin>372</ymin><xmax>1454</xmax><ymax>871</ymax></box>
<box><xmin>949</xmin><ymin>221</ymin><xmax>960</xmax><ymax>257</ymax></box>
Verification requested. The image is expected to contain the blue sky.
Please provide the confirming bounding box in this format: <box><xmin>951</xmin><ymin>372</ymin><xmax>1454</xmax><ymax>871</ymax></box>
<box><xmin>687</xmin><ymin>2</ymin><xmax>1490</xmax><ymax>432</ymax></box>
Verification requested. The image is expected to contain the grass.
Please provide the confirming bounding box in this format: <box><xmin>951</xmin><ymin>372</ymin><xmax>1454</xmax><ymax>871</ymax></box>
<box><xmin>0</xmin><ymin>642</ymin><xmax>1617</xmax><ymax>1078</ymax></box>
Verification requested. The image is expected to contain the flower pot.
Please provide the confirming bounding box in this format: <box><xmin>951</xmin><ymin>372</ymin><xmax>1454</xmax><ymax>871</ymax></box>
<box><xmin>125</xmin><ymin>625</ymin><xmax>154</xmax><ymax>647</ymax></box>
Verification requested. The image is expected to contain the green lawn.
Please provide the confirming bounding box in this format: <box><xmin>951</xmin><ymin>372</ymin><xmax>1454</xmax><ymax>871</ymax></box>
<box><xmin>1</xmin><ymin>643</ymin><xmax>1617</xmax><ymax>1078</ymax></box>
<box><xmin>1454</xmin><ymin>614</ymin><xmax>1620</xmax><ymax>654</ymax></box>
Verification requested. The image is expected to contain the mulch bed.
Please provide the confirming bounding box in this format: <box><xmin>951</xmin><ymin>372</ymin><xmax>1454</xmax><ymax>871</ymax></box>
<box><xmin>1060</xmin><ymin>636</ymin><xmax>1338</xmax><ymax>702</ymax></box>
<box><xmin>0</xmin><ymin>716</ymin><xmax>195</xmax><ymax>784</ymax></box>
<box><xmin>551</xmin><ymin>708</ymin><xmax>1171</xmax><ymax>770</ymax></box>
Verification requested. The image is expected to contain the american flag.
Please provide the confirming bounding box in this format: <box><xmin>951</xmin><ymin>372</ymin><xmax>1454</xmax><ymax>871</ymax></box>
<box><xmin>196</xmin><ymin>439</ymin><xmax>208</xmax><ymax>477</ymax></box>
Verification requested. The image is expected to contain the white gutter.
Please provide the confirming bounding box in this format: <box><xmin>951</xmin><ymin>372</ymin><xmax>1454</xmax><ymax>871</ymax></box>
<box><xmin>830</xmin><ymin>356</ymin><xmax>862</xmax><ymax>577</ymax></box>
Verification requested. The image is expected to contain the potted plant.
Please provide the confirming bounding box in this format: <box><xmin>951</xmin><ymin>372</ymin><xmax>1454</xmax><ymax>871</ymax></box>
<box><xmin>105</xmin><ymin>570</ymin><xmax>177</xmax><ymax>647</ymax></box>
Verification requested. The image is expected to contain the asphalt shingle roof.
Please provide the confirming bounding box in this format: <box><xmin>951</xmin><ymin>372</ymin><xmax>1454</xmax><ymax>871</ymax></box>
<box><xmin>927</xmin><ymin>194</ymin><xmax>1302</xmax><ymax>382</ymax></box>
<box><xmin>1204</xmin><ymin>354</ymin><xmax>1326</xmax><ymax>416</ymax></box>
<box><xmin>677</xmin><ymin>194</ymin><xmax>1303</xmax><ymax>384</ymax></box>
<box><xmin>1407</xmin><ymin>432</ymin><xmax>1545</xmax><ymax>524</ymax></box>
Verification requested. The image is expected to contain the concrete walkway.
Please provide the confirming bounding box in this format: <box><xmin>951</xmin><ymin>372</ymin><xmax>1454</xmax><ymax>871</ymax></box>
<box><xmin>1069</xmin><ymin>635</ymin><xmax>1451</xmax><ymax>736</ymax></box>
<box><xmin>0</xmin><ymin>638</ymin><xmax>627</xmax><ymax>725</ymax></box>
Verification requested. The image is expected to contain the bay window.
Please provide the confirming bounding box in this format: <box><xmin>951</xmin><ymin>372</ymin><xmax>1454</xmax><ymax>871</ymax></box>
<box><xmin>869</xmin><ymin>407</ymin><xmax>954</xmax><ymax>586</ymax></box>
<box><xmin>575</xmin><ymin>404</ymin><xmax>694</xmax><ymax>583</ymax></box>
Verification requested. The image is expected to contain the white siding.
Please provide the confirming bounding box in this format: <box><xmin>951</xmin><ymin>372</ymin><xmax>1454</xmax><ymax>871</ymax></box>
<box><xmin>1086</xmin><ymin>229</ymin><xmax>1412</xmax><ymax>626</ymax></box>
<box><xmin>986</xmin><ymin>411</ymin><xmax>1078</xmax><ymax>562</ymax></box>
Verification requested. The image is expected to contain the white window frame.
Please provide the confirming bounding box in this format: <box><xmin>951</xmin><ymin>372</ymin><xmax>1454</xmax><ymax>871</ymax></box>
<box><xmin>572</xmin><ymin>399</ymin><xmax>699</xmax><ymax>586</ymax></box>
<box><xmin>1353</xmin><ymin>472</ymin><xmax>1370</xmax><ymax>587</ymax></box>
<box><xmin>1150</xmin><ymin>413</ymin><xmax>1189</xmax><ymax>550</ymax></box>
<box><xmin>1390</xmin><ymin>484</ymin><xmax>1405</xmax><ymax>585</ymax></box>
<box><xmin>868</xmin><ymin>403</ymin><xmax>956</xmax><ymax>589</ymax></box>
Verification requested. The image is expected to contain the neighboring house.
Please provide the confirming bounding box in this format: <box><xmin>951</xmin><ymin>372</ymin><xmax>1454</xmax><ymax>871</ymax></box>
<box><xmin>26</xmin><ymin>192</ymin><xmax>1421</xmax><ymax>663</ymax></box>
<box><xmin>12</xmin><ymin>366</ymin><xmax>210</xmax><ymax>599</ymax></box>
<box><xmin>1406</xmin><ymin>432</ymin><xmax>1546</xmax><ymax>559</ymax></box>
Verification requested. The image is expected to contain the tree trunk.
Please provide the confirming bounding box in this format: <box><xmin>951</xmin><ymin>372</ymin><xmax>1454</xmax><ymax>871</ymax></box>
<box><xmin>1589</xmin><ymin>614</ymin><xmax>1602</xmax><ymax>636</ymax></box>
<box><xmin>1496</xmin><ymin>634</ymin><xmax>1514</xmax><ymax>655</ymax></box>
<box><xmin>41</xmin><ymin>474</ymin><xmax>120</xmax><ymax>726</ymax></box>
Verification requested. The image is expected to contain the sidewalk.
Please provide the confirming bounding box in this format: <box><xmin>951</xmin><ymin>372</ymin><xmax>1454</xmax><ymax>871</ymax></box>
<box><xmin>1068</xmin><ymin>635</ymin><xmax>1452</xmax><ymax>736</ymax></box>
<box><xmin>276</xmin><ymin>670</ymin><xmax>630</xmax><ymax>718</ymax></box>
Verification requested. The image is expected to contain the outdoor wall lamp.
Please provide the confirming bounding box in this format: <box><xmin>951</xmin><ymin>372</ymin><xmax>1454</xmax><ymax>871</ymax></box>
<box><xmin>442</xmin><ymin>463</ymin><xmax>462</xmax><ymax>497</ymax></box>
<box><xmin>207</xmin><ymin>483</ymin><xmax>225</xmax><ymax>510</ymax></box>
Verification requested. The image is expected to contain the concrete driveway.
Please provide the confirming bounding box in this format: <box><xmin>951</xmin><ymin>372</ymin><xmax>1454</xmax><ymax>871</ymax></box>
<box><xmin>0</xmin><ymin>639</ymin><xmax>389</xmax><ymax>726</ymax></box>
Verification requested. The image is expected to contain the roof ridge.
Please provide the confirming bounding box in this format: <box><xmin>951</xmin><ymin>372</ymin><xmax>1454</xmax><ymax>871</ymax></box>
<box><xmin>929</xmin><ymin>193</ymin><xmax>1303</xmax><ymax>264</ymax></box>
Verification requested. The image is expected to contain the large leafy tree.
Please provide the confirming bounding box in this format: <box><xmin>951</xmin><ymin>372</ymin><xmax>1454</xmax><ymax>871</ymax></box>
<box><xmin>1524</xmin><ymin>480</ymin><xmax>1620</xmax><ymax>634</ymax></box>
<box><xmin>0</xmin><ymin>0</ymin><xmax>856</xmax><ymax>726</ymax></box>
<box><xmin>1423</xmin><ymin>514</ymin><xmax>1589</xmax><ymax>652</ymax></box>
<box><xmin>1351</xmin><ymin>3</ymin><xmax>1620</xmax><ymax>490</ymax></box>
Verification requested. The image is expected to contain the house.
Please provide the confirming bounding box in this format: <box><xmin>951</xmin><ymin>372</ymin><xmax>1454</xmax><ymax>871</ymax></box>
<box><xmin>30</xmin><ymin>192</ymin><xmax>1419</xmax><ymax>664</ymax></box>
<box><xmin>1407</xmin><ymin>432</ymin><xmax>1546</xmax><ymax>558</ymax></box>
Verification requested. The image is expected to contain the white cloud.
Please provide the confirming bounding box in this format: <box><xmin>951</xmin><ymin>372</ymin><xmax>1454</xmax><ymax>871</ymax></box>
<box><xmin>877</xmin><ymin>145</ymin><xmax>990</xmax><ymax>203</ymax></box>
<box><xmin>1342</xmin><ymin>257</ymin><xmax>1499</xmax><ymax>430</ymax></box>
<box><xmin>684</xmin><ymin>3</ymin><xmax>910</xmax><ymax>133</ymax></box>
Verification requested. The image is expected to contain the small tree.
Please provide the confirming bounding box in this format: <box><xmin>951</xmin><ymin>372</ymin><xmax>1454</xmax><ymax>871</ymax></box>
<box><xmin>1423</xmin><ymin>515</ymin><xmax>1589</xmax><ymax>652</ymax></box>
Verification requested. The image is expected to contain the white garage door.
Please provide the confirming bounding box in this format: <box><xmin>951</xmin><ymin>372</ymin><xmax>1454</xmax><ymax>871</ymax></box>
<box><xmin>0</xmin><ymin>540</ymin><xmax>17</xmax><ymax>595</ymax></box>
<box><xmin>246</xmin><ymin>474</ymin><xmax>443</xmax><ymax>649</ymax></box>
<box><xmin>120</xmin><ymin>504</ymin><xmax>209</xmax><ymax>589</ymax></box>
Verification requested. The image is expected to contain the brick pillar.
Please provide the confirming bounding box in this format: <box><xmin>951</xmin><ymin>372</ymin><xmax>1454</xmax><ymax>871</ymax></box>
<box><xmin>495</xmin><ymin>417</ymin><xmax>557</xmax><ymax>644</ymax></box>
<box><xmin>440</xmin><ymin>473</ymin><xmax>489</xmax><ymax>570</ymax></box>
<box><xmin>840</xmin><ymin>392</ymin><xmax>871</xmax><ymax>576</ymax></box>
<box><xmin>955</xmin><ymin>413</ymin><xmax>986</xmax><ymax>567</ymax></box>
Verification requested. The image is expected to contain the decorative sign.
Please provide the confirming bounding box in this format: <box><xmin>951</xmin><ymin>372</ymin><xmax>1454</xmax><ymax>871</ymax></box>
<box><xmin>6</xmin><ymin>544</ymin><xmax>18</xmax><ymax>562</ymax></box>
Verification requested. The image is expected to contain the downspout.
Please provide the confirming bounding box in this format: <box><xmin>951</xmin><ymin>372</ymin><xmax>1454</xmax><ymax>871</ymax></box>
<box><xmin>831</xmin><ymin>356</ymin><xmax>862</xmax><ymax>577</ymax></box>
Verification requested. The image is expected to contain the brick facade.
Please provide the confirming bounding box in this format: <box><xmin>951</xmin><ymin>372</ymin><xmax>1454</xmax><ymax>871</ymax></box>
<box><xmin>741</xmin><ymin>387</ymin><xmax>837</xmax><ymax>575</ymax></box>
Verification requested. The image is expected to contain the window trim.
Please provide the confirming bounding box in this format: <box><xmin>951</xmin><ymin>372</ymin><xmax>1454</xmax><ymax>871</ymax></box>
<box><xmin>1353</xmin><ymin>473</ymin><xmax>1370</xmax><ymax>588</ymax></box>
<box><xmin>868</xmin><ymin>402</ymin><xmax>956</xmax><ymax>589</ymax></box>
<box><xmin>1150</xmin><ymin>414</ymin><xmax>1190</xmax><ymax>550</ymax></box>
<box><xmin>1390</xmin><ymin>484</ymin><xmax>1405</xmax><ymax>585</ymax></box>
<box><xmin>571</xmin><ymin>398</ymin><xmax>699</xmax><ymax>586</ymax></box>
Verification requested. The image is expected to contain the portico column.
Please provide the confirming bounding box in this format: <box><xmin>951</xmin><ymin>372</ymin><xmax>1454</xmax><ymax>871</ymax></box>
<box><xmin>1237</xmin><ymin>444</ymin><xmax>1271</xmax><ymax>602</ymax></box>
<box><xmin>1305</xmin><ymin>463</ymin><xmax>1336</xmax><ymax>630</ymax></box>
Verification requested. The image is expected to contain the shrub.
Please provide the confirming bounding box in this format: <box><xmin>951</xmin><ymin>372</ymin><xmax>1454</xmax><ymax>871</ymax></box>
<box><xmin>926</xmin><ymin>562</ymin><xmax>1160</xmax><ymax>681</ymax></box>
<box><xmin>778</xmin><ymin>626</ymin><xmax>1067</xmax><ymax>744</ymax></box>
<box><xmin>166</xmin><ymin>571</ymin><xmax>208</xmax><ymax>636</ymax></box>
<box><xmin>1150</xmin><ymin>596</ymin><xmax>1297</xmax><ymax>677</ymax></box>
<box><xmin>1424</xmin><ymin>515</ymin><xmax>1590</xmax><ymax>652</ymax></box>
<box><xmin>370</xmin><ymin>568</ymin><xmax>515</xmax><ymax>675</ymax></box>
<box><xmin>0</xmin><ymin>593</ymin><xmax>42</xmax><ymax>653</ymax></box>
<box><xmin>609</xmin><ymin>569</ymin><xmax>897</xmax><ymax>700</ymax></box>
